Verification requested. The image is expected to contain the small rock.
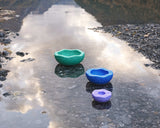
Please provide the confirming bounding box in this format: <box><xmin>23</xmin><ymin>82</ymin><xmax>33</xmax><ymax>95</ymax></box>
<box><xmin>2</xmin><ymin>50</ymin><xmax>9</xmax><ymax>57</ymax></box>
<box><xmin>16</xmin><ymin>51</ymin><xmax>25</xmax><ymax>57</ymax></box>
<box><xmin>144</xmin><ymin>64</ymin><xmax>150</xmax><ymax>67</ymax></box>
<box><xmin>15</xmin><ymin>15</ymin><xmax>20</xmax><ymax>18</ymax></box>
<box><xmin>16</xmin><ymin>33</ymin><xmax>19</xmax><ymax>36</ymax></box>
<box><xmin>20</xmin><ymin>58</ymin><xmax>35</xmax><ymax>62</ymax></box>
<box><xmin>0</xmin><ymin>32</ymin><xmax>5</xmax><ymax>37</ymax></box>
<box><xmin>0</xmin><ymin>69</ymin><xmax>10</xmax><ymax>77</ymax></box>
<box><xmin>5</xmin><ymin>57</ymin><xmax>14</xmax><ymax>60</ymax></box>
<box><xmin>3</xmin><ymin>92</ymin><xmax>11</xmax><ymax>97</ymax></box>
<box><xmin>40</xmin><ymin>90</ymin><xmax>46</xmax><ymax>94</ymax></box>
<box><xmin>2</xmin><ymin>38</ymin><xmax>11</xmax><ymax>44</ymax></box>
<box><xmin>0</xmin><ymin>76</ymin><xmax>6</xmax><ymax>81</ymax></box>
<box><xmin>41</xmin><ymin>111</ymin><xmax>47</xmax><ymax>114</ymax></box>
<box><xmin>0</xmin><ymin>84</ymin><xmax>3</xmax><ymax>88</ymax></box>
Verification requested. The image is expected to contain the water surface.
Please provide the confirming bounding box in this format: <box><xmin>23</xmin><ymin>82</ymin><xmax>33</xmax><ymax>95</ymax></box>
<box><xmin>1</xmin><ymin>1</ymin><xmax>160</xmax><ymax>128</ymax></box>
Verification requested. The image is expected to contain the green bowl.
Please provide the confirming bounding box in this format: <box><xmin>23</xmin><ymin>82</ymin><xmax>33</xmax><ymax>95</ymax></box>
<box><xmin>54</xmin><ymin>49</ymin><xmax>85</xmax><ymax>66</ymax></box>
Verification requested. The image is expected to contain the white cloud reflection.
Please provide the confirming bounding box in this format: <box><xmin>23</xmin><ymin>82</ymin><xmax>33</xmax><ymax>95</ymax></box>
<box><xmin>2</xmin><ymin>3</ymin><xmax>159</xmax><ymax>128</ymax></box>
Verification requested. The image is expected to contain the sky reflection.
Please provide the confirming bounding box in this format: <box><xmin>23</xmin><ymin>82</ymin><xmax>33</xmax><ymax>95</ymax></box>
<box><xmin>1</xmin><ymin>2</ymin><xmax>160</xmax><ymax>128</ymax></box>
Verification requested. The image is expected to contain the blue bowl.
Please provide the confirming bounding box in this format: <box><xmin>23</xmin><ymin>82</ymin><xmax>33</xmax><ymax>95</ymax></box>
<box><xmin>92</xmin><ymin>89</ymin><xmax>112</xmax><ymax>102</ymax></box>
<box><xmin>86</xmin><ymin>68</ymin><xmax>113</xmax><ymax>85</ymax></box>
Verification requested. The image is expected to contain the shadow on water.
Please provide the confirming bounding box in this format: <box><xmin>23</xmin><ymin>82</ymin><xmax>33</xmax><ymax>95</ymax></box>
<box><xmin>55</xmin><ymin>64</ymin><xmax>84</xmax><ymax>78</ymax></box>
<box><xmin>86</xmin><ymin>82</ymin><xmax>113</xmax><ymax>93</ymax></box>
<box><xmin>92</xmin><ymin>100</ymin><xmax>111</xmax><ymax>110</ymax></box>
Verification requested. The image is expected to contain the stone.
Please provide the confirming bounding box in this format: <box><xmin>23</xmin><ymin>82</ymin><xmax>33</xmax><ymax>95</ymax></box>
<box><xmin>16</xmin><ymin>33</ymin><xmax>19</xmax><ymax>36</ymax></box>
<box><xmin>20</xmin><ymin>58</ymin><xmax>35</xmax><ymax>62</ymax></box>
<box><xmin>0</xmin><ymin>69</ymin><xmax>10</xmax><ymax>77</ymax></box>
<box><xmin>2</xmin><ymin>50</ymin><xmax>9</xmax><ymax>57</ymax></box>
<box><xmin>3</xmin><ymin>92</ymin><xmax>11</xmax><ymax>97</ymax></box>
<box><xmin>0</xmin><ymin>84</ymin><xmax>3</xmax><ymax>88</ymax></box>
<box><xmin>0</xmin><ymin>76</ymin><xmax>6</xmax><ymax>81</ymax></box>
<box><xmin>16</xmin><ymin>51</ymin><xmax>25</xmax><ymax>57</ymax></box>
<box><xmin>2</xmin><ymin>38</ymin><xmax>11</xmax><ymax>44</ymax></box>
<box><xmin>0</xmin><ymin>32</ymin><xmax>5</xmax><ymax>37</ymax></box>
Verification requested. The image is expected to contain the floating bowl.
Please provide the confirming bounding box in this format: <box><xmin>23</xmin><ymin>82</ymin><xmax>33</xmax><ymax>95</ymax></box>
<box><xmin>86</xmin><ymin>68</ymin><xmax>113</xmax><ymax>85</ymax></box>
<box><xmin>92</xmin><ymin>89</ymin><xmax>112</xmax><ymax>103</ymax></box>
<box><xmin>54</xmin><ymin>49</ymin><xmax>85</xmax><ymax>66</ymax></box>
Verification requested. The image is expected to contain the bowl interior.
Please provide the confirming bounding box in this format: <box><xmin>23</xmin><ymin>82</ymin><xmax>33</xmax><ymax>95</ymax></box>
<box><xmin>91</xmin><ymin>69</ymin><xmax>109</xmax><ymax>76</ymax></box>
<box><xmin>98</xmin><ymin>91</ymin><xmax>105</xmax><ymax>95</ymax></box>
<box><xmin>58</xmin><ymin>50</ymin><xmax>81</xmax><ymax>57</ymax></box>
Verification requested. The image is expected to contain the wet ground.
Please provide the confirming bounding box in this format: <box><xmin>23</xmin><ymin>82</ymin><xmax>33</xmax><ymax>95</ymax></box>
<box><xmin>0</xmin><ymin>0</ymin><xmax>160</xmax><ymax>128</ymax></box>
<box><xmin>96</xmin><ymin>24</ymin><xmax>160</xmax><ymax>69</ymax></box>
<box><xmin>76</xmin><ymin>0</ymin><xmax>160</xmax><ymax>69</ymax></box>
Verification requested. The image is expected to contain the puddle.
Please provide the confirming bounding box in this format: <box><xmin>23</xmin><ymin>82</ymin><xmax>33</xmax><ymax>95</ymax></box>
<box><xmin>0</xmin><ymin>0</ymin><xmax>160</xmax><ymax>128</ymax></box>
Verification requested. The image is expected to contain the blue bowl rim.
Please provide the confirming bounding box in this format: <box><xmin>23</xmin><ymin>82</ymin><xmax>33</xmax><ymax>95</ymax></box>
<box><xmin>86</xmin><ymin>68</ymin><xmax>113</xmax><ymax>78</ymax></box>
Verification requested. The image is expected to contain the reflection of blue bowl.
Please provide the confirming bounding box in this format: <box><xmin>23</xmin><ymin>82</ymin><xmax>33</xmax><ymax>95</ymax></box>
<box><xmin>86</xmin><ymin>82</ymin><xmax>113</xmax><ymax>93</ymax></box>
<box><xmin>92</xmin><ymin>89</ymin><xmax>112</xmax><ymax>103</ymax></box>
<box><xmin>86</xmin><ymin>68</ymin><xmax>113</xmax><ymax>85</ymax></box>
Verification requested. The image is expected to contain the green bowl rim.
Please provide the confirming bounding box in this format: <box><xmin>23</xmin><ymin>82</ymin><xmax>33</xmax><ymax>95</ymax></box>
<box><xmin>54</xmin><ymin>49</ymin><xmax>85</xmax><ymax>58</ymax></box>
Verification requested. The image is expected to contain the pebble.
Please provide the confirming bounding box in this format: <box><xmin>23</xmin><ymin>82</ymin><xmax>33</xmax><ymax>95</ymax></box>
<box><xmin>5</xmin><ymin>57</ymin><xmax>14</xmax><ymax>60</ymax></box>
<box><xmin>3</xmin><ymin>92</ymin><xmax>11</xmax><ymax>97</ymax></box>
<box><xmin>0</xmin><ymin>76</ymin><xmax>6</xmax><ymax>81</ymax></box>
<box><xmin>0</xmin><ymin>69</ymin><xmax>9</xmax><ymax>81</ymax></box>
<box><xmin>41</xmin><ymin>111</ymin><xmax>47</xmax><ymax>114</ymax></box>
<box><xmin>2</xmin><ymin>50</ymin><xmax>9</xmax><ymax>57</ymax></box>
<box><xmin>2</xmin><ymin>38</ymin><xmax>11</xmax><ymax>44</ymax></box>
<box><xmin>16</xmin><ymin>33</ymin><xmax>19</xmax><ymax>36</ymax></box>
<box><xmin>0</xmin><ymin>69</ymin><xmax>10</xmax><ymax>77</ymax></box>
<box><xmin>0</xmin><ymin>32</ymin><xmax>5</xmax><ymax>37</ymax></box>
<box><xmin>20</xmin><ymin>58</ymin><xmax>35</xmax><ymax>62</ymax></box>
<box><xmin>0</xmin><ymin>84</ymin><xmax>3</xmax><ymax>88</ymax></box>
<box><xmin>144</xmin><ymin>64</ymin><xmax>150</xmax><ymax>67</ymax></box>
<box><xmin>16</xmin><ymin>51</ymin><xmax>25</xmax><ymax>57</ymax></box>
<box><xmin>102</xmin><ymin>24</ymin><xmax>160</xmax><ymax>69</ymax></box>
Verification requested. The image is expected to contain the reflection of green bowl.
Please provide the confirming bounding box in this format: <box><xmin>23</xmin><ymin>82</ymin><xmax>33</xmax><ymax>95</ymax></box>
<box><xmin>55</xmin><ymin>64</ymin><xmax>84</xmax><ymax>78</ymax></box>
<box><xmin>54</xmin><ymin>49</ymin><xmax>85</xmax><ymax>66</ymax></box>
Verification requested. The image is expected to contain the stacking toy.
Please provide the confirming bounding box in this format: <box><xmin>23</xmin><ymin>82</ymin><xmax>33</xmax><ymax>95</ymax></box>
<box><xmin>54</xmin><ymin>49</ymin><xmax>85</xmax><ymax>66</ymax></box>
<box><xmin>92</xmin><ymin>89</ymin><xmax>112</xmax><ymax>102</ymax></box>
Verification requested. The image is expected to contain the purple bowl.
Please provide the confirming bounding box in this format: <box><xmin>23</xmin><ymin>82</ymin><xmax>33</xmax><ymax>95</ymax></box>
<box><xmin>92</xmin><ymin>89</ymin><xmax>112</xmax><ymax>103</ymax></box>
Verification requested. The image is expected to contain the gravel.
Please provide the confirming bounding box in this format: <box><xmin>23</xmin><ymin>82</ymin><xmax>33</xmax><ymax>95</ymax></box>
<box><xmin>98</xmin><ymin>24</ymin><xmax>160</xmax><ymax>69</ymax></box>
<box><xmin>16</xmin><ymin>51</ymin><xmax>25</xmax><ymax>57</ymax></box>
